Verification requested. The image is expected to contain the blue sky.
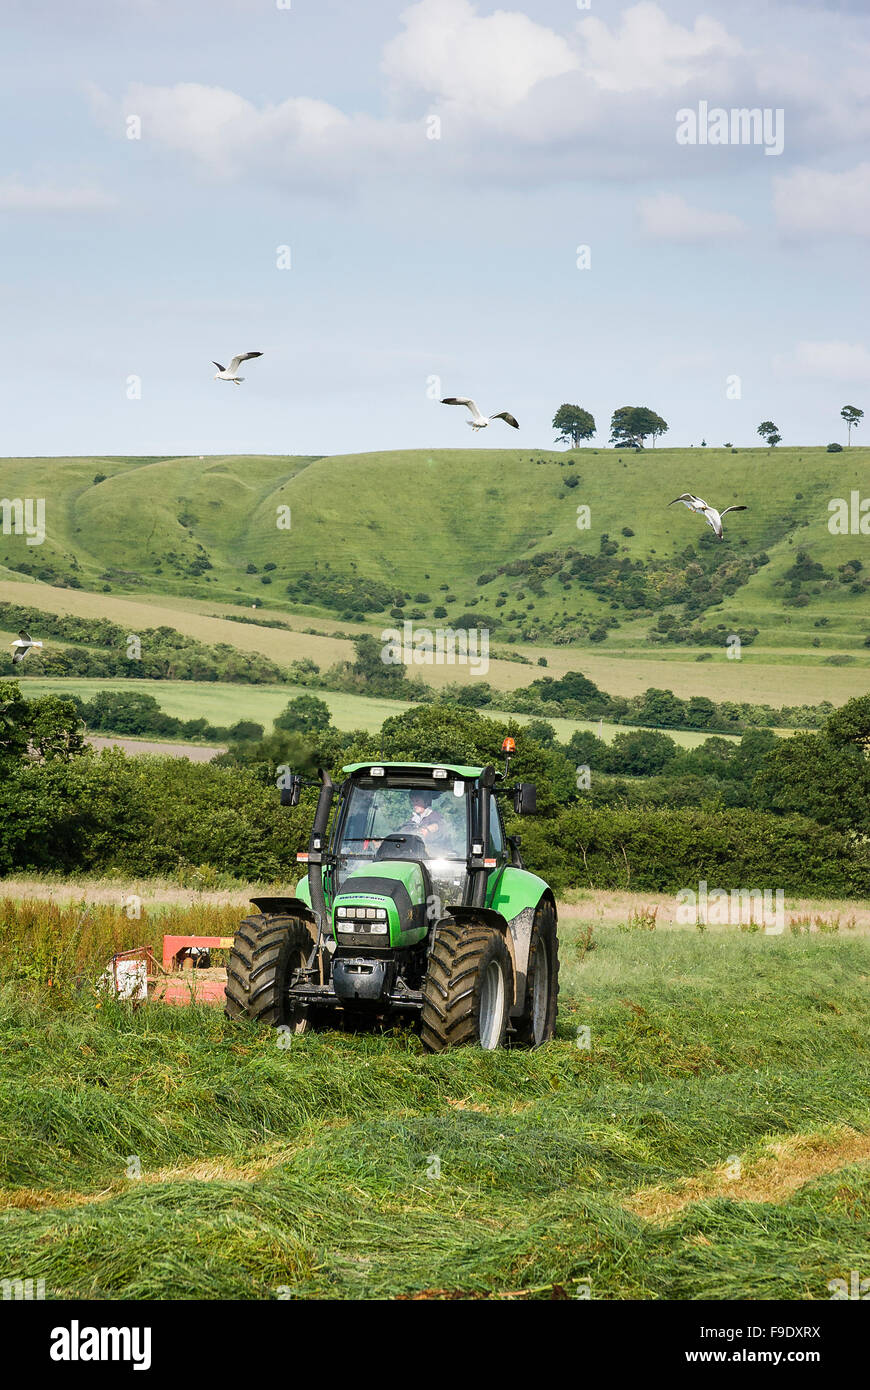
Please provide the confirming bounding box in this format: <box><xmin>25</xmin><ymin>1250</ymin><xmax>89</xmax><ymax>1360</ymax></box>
<box><xmin>1</xmin><ymin>0</ymin><xmax>868</xmax><ymax>456</ymax></box>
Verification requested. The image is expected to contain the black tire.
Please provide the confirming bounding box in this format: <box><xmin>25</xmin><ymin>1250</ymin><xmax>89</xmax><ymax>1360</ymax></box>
<box><xmin>421</xmin><ymin>918</ymin><xmax>514</xmax><ymax>1052</ymax></box>
<box><xmin>512</xmin><ymin>899</ymin><xmax>559</xmax><ymax>1048</ymax></box>
<box><xmin>224</xmin><ymin>913</ymin><xmax>315</xmax><ymax>1031</ymax></box>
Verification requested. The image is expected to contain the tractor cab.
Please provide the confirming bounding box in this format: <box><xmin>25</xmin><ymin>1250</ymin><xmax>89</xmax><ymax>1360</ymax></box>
<box><xmin>330</xmin><ymin>763</ymin><xmax>506</xmax><ymax>926</ymax></box>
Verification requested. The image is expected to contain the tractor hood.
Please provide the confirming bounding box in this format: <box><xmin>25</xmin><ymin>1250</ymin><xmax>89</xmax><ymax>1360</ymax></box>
<box><xmin>332</xmin><ymin>859</ymin><xmax>429</xmax><ymax>950</ymax></box>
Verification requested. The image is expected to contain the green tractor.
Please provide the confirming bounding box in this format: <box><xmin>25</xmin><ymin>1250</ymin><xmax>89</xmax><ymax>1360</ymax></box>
<box><xmin>225</xmin><ymin>748</ymin><xmax>559</xmax><ymax>1050</ymax></box>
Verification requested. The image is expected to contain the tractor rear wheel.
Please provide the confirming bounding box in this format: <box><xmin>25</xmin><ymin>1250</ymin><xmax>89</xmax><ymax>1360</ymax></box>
<box><xmin>224</xmin><ymin>913</ymin><xmax>315</xmax><ymax>1031</ymax></box>
<box><xmin>421</xmin><ymin>918</ymin><xmax>514</xmax><ymax>1052</ymax></box>
<box><xmin>512</xmin><ymin>899</ymin><xmax>559</xmax><ymax>1048</ymax></box>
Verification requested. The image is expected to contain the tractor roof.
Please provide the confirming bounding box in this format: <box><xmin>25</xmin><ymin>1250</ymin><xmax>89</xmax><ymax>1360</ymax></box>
<box><xmin>341</xmin><ymin>761</ymin><xmax>485</xmax><ymax>779</ymax></box>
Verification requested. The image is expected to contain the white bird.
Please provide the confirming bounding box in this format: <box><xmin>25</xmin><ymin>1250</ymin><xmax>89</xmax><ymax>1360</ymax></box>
<box><xmin>212</xmin><ymin>351</ymin><xmax>263</xmax><ymax>385</ymax></box>
<box><xmin>11</xmin><ymin>630</ymin><xmax>43</xmax><ymax>665</ymax></box>
<box><xmin>669</xmin><ymin>493</ymin><xmax>747</xmax><ymax>540</ymax></box>
<box><xmin>441</xmin><ymin>397</ymin><xmax>519</xmax><ymax>432</ymax></box>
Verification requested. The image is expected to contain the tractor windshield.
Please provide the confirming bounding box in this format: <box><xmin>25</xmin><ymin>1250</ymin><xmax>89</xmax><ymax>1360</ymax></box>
<box><xmin>332</xmin><ymin>780</ymin><xmax>470</xmax><ymax>907</ymax></box>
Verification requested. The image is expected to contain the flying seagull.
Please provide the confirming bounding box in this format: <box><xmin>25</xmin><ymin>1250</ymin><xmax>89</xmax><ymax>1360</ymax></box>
<box><xmin>212</xmin><ymin>351</ymin><xmax>263</xmax><ymax>385</ymax></box>
<box><xmin>669</xmin><ymin>493</ymin><xmax>747</xmax><ymax>540</ymax></box>
<box><xmin>11</xmin><ymin>630</ymin><xmax>43</xmax><ymax>665</ymax></box>
<box><xmin>441</xmin><ymin>397</ymin><xmax>519</xmax><ymax>432</ymax></box>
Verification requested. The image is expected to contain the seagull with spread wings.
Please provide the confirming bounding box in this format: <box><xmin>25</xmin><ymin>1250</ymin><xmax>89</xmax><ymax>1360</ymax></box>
<box><xmin>11</xmin><ymin>630</ymin><xmax>43</xmax><ymax>665</ymax></box>
<box><xmin>212</xmin><ymin>351</ymin><xmax>263</xmax><ymax>385</ymax></box>
<box><xmin>441</xmin><ymin>397</ymin><xmax>519</xmax><ymax>432</ymax></box>
<box><xmin>668</xmin><ymin>493</ymin><xmax>747</xmax><ymax>540</ymax></box>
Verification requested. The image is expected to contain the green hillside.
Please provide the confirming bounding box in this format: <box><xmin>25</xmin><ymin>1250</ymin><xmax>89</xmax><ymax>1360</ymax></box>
<box><xmin>2</xmin><ymin>447</ymin><xmax>869</xmax><ymax>672</ymax></box>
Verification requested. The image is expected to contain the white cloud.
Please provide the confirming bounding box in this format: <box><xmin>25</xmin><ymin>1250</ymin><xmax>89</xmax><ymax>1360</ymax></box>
<box><xmin>382</xmin><ymin>0</ymin><xmax>578</xmax><ymax>115</ymax></box>
<box><xmin>113</xmin><ymin>81</ymin><xmax>418</xmax><ymax>188</ymax></box>
<box><xmin>83</xmin><ymin>2</ymin><xmax>866</xmax><ymax>195</ymax></box>
<box><xmin>638</xmin><ymin>192</ymin><xmax>746</xmax><ymax>242</ymax></box>
<box><xmin>577</xmin><ymin>2</ymin><xmax>743</xmax><ymax>94</ymax></box>
<box><xmin>90</xmin><ymin>1</ymin><xmax>749</xmax><ymax>188</ymax></box>
<box><xmin>774</xmin><ymin>340</ymin><xmax>870</xmax><ymax>382</ymax></box>
<box><xmin>122</xmin><ymin>82</ymin><xmax>354</xmax><ymax>175</ymax></box>
<box><xmin>125</xmin><ymin>81</ymin><xmax>256</xmax><ymax>165</ymax></box>
<box><xmin>0</xmin><ymin>179</ymin><xmax>117</xmax><ymax>211</ymax></box>
<box><xmin>773</xmin><ymin>162</ymin><xmax>870</xmax><ymax>236</ymax></box>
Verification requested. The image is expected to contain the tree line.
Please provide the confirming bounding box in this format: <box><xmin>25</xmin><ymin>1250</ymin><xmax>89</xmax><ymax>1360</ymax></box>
<box><xmin>551</xmin><ymin>403</ymin><xmax>864</xmax><ymax>449</ymax></box>
<box><xmin>2</xmin><ymin>680</ymin><xmax>868</xmax><ymax>896</ymax></box>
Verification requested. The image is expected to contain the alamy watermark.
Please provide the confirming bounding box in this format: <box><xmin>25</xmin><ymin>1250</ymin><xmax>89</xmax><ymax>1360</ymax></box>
<box><xmin>381</xmin><ymin>620</ymin><xmax>489</xmax><ymax>676</ymax></box>
<box><xmin>1</xmin><ymin>497</ymin><xmax>45</xmax><ymax>545</ymax></box>
<box><xmin>676</xmin><ymin>102</ymin><xmax>784</xmax><ymax>156</ymax></box>
<box><xmin>828</xmin><ymin>492</ymin><xmax>870</xmax><ymax>535</ymax></box>
<box><xmin>2</xmin><ymin>1276</ymin><xmax>45</xmax><ymax>1300</ymax></box>
<box><xmin>50</xmin><ymin>1323</ymin><xmax>152</xmax><ymax>1370</ymax></box>
<box><xmin>676</xmin><ymin>881</ymin><xmax>785</xmax><ymax>933</ymax></box>
<box><xmin>828</xmin><ymin>1271</ymin><xmax>869</xmax><ymax>1299</ymax></box>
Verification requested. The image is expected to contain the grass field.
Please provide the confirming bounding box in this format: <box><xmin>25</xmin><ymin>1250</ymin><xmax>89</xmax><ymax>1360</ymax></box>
<box><xmin>13</xmin><ymin>676</ymin><xmax>743</xmax><ymax>748</ymax></box>
<box><xmin>0</xmin><ymin>892</ymin><xmax>867</xmax><ymax>1300</ymax></box>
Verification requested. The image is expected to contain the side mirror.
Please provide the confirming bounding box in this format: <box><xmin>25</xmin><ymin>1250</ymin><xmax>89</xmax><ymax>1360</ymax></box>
<box><xmin>280</xmin><ymin>774</ymin><xmax>302</xmax><ymax>807</ymax></box>
<box><xmin>513</xmin><ymin>782</ymin><xmax>536</xmax><ymax>815</ymax></box>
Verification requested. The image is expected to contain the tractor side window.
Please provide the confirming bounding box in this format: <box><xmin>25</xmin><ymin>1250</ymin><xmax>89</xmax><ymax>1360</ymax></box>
<box><xmin>488</xmin><ymin>794</ymin><xmax>504</xmax><ymax>857</ymax></box>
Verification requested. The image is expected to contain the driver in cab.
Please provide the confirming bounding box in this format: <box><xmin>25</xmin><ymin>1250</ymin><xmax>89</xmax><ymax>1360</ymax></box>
<box><xmin>398</xmin><ymin>790</ymin><xmax>446</xmax><ymax>845</ymax></box>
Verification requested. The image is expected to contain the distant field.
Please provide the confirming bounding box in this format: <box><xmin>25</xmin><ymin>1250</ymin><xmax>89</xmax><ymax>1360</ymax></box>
<box><xmin>15</xmin><ymin>676</ymin><xmax>742</xmax><ymax>748</ymax></box>
<box><xmin>86</xmin><ymin>735</ymin><xmax>223</xmax><ymax>761</ymax></box>
<box><xmin>18</xmin><ymin>677</ymin><xmax>417</xmax><ymax>735</ymax></box>
<box><xmin>3</xmin><ymin>578</ymin><xmax>867</xmax><ymax>708</ymax></box>
<box><xmin>0</xmin><ymin>581</ymin><xmax>353</xmax><ymax>673</ymax></box>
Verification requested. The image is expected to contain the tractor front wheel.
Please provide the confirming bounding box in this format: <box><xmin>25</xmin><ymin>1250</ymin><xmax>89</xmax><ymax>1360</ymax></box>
<box><xmin>512</xmin><ymin>899</ymin><xmax>559</xmax><ymax>1048</ymax></box>
<box><xmin>224</xmin><ymin>913</ymin><xmax>315</xmax><ymax>1032</ymax></box>
<box><xmin>421</xmin><ymin>919</ymin><xmax>514</xmax><ymax>1052</ymax></box>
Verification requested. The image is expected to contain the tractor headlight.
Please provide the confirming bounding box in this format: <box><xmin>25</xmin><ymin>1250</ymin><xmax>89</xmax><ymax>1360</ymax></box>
<box><xmin>334</xmin><ymin>905</ymin><xmax>389</xmax><ymax>936</ymax></box>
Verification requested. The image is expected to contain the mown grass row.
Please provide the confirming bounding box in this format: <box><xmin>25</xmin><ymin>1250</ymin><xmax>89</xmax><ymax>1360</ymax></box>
<box><xmin>0</xmin><ymin>916</ymin><xmax>867</xmax><ymax>1298</ymax></box>
<box><xmin>3</xmin><ymin>1156</ymin><xmax>866</xmax><ymax>1301</ymax></box>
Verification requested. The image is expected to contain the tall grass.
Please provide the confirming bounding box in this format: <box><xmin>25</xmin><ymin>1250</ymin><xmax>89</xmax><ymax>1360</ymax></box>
<box><xmin>0</xmin><ymin>898</ymin><xmax>242</xmax><ymax>988</ymax></box>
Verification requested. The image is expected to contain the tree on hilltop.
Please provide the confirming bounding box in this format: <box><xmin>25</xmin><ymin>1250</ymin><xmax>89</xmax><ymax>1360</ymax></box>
<box><xmin>552</xmin><ymin>404</ymin><xmax>596</xmax><ymax>447</ymax></box>
<box><xmin>757</xmin><ymin>421</ymin><xmax>781</xmax><ymax>447</ymax></box>
<box><xmin>609</xmin><ymin>406</ymin><xmax>668</xmax><ymax>449</ymax></box>
<box><xmin>841</xmin><ymin>405</ymin><xmax>864</xmax><ymax>446</ymax></box>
